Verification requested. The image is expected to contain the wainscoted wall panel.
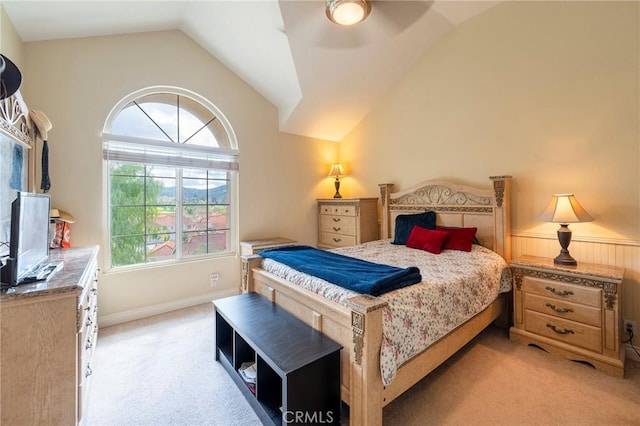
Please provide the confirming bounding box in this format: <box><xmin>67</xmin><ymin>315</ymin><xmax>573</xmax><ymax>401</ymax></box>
<box><xmin>512</xmin><ymin>234</ymin><xmax>640</xmax><ymax>360</ymax></box>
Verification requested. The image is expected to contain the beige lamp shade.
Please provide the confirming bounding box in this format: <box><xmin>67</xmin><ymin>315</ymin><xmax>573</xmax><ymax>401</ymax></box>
<box><xmin>538</xmin><ymin>194</ymin><xmax>594</xmax><ymax>224</ymax></box>
<box><xmin>328</xmin><ymin>163</ymin><xmax>346</xmax><ymax>198</ymax></box>
<box><xmin>328</xmin><ymin>163</ymin><xmax>345</xmax><ymax>177</ymax></box>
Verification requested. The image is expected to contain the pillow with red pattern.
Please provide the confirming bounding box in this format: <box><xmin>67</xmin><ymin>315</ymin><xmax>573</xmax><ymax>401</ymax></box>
<box><xmin>406</xmin><ymin>226</ymin><xmax>449</xmax><ymax>254</ymax></box>
<box><xmin>436</xmin><ymin>226</ymin><xmax>478</xmax><ymax>252</ymax></box>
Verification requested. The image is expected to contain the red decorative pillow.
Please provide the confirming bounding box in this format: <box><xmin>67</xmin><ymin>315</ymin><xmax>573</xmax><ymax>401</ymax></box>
<box><xmin>437</xmin><ymin>226</ymin><xmax>478</xmax><ymax>252</ymax></box>
<box><xmin>406</xmin><ymin>226</ymin><xmax>449</xmax><ymax>254</ymax></box>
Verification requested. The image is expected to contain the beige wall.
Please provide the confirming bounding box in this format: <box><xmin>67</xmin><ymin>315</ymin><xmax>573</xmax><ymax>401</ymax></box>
<box><xmin>20</xmin><ymin>30</ymin><xmax>337</xmax><ymax>320</ymax></box>
<box><xmin>341</xmin><ymin>2</ymin><xmax>640</xmax><ymax>335</ymax></box>
<box><xmin>0</xmin><ymin>5</ymin><xmax>24</xmax><ymax>69</ymax></box>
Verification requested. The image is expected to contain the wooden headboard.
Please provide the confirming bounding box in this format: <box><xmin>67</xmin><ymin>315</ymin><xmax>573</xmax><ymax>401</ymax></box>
<box><xmin>379</xmin><ymin>176</ymin><xmax>512</xmax><ymax>261</ymax></box>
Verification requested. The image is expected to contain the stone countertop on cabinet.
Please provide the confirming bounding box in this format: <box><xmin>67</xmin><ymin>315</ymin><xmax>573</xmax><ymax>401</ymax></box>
<box><xmin>1</xmin><ymin>246</ymin><xmax>99</xmax><ymax>302</ymax></box>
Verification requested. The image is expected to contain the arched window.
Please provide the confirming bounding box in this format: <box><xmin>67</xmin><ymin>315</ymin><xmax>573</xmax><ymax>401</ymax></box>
<box><xmin>102</xmin><ymin>87</ymin><xmax>238</xmax><ymax>269</ymax></box>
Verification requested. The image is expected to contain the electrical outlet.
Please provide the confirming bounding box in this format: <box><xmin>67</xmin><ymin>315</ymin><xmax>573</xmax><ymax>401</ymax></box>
<box><xmin>209</xmin><ymin>273</ymin><xmax>219</xmax><ymax>287</ymax></box>
<box><xmin>624</xmin><ymin>320</ymin><xmax>636</xmax><ymax>337</ymax></box>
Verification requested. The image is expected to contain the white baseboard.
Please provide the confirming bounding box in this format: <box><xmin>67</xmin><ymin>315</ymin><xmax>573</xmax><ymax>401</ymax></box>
<box><xmin>98</xmin><ymin>288</ymin><xmax>238</xmax><ymax>328</ymax></box>
<box><xmin>626</xmin><ymin>344</ymin><xmax>640</xmax><ymax>362</ymax></box>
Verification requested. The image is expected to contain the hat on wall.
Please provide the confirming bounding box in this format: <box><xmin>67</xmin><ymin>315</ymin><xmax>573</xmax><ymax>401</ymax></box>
<box><xmin>0</xmin><ymin>54</ymin><xmax>22</xmax><ymax>100</ymax></box>
<box><xmin>50</xmin><ymin>208</ymin><xmax>76</xmax><ymax>223</ymax></box>
<box><xmin>30</xmin><ymin>109</ymin><xmax>53</xmax><ymax>141</ymax></box>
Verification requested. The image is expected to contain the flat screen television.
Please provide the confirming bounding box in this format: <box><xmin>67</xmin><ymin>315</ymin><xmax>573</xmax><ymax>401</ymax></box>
<box><xmin>1</xmin><ymin>192</ymin><xmax>51</xmax><ymax>287</ymax></box>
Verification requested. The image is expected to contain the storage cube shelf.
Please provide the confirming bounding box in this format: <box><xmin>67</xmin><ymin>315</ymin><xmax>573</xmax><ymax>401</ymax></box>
<box><xmin>214</xmin><ymin>293</ymin><xmax>342</xmax><ymax>426</ymax></box>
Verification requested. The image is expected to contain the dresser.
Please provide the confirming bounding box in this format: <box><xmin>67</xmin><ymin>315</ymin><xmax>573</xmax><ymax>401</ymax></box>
<box><xmin>317</xmin><ymin>198</ymin><xmax>378</xmax><ymax>249</ymax></box>
<box><xmin>0</xmin><ymin>246</ymin><xmax>100</xmax><ymax>425</ymax></box>
<box><xmin>509</xmin><ymin>255</ymin><xmax>625</xmax><ymax>377</ymax></box>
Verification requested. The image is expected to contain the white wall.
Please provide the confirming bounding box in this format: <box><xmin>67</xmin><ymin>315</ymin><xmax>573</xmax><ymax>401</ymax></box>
<box><xmin>340</xmin><ymin>1</ymin><xmax>640</xmax><ymax>345</ymax></box>
<box><xmin>21</xmin><ymin>30</ymin><xmax>338</xmax><ymax>321</ymax></box>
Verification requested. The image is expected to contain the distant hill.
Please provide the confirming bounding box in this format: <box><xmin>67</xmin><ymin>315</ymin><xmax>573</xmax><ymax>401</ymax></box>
<box><xmin>159</xmin><ymin>185</ymin><xmax>227</xmax><ymax>204</ymax></box>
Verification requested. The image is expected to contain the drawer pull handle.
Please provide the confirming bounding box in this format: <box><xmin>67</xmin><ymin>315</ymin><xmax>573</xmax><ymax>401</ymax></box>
<box><xmin>546</xmin><ymin>323</ymin><xmax>575</xmax><ymax>335</ymax></box>
<box><xmin>545</xmin><ymin>286</ymin><xmax>574</xmax><ymax>297</ymax></box>
<box><xmin>545</xmin><ymin>303</ymin><xmax>574</xmax><ymax>314</ymax></box>
<box><xmin>332</xmin><ymin>227</ymin><xmax>341</xmax><ymax>231</ymax></box>
<box><xmin>332</xmin><ymin>218</ymin><xmax>341</xmax><ymax>222</ymax></box>
<box><xmin>333</xmin><ymin>238</ymin><xmax>342</xmax><ymax>242</ymax></box>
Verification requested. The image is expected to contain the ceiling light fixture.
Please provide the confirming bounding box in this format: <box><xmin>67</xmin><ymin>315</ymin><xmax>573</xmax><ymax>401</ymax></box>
<box><xmin>326</xmin><ymin>0</ymin><xmax>371</xmax><ymax>26</ymax></box>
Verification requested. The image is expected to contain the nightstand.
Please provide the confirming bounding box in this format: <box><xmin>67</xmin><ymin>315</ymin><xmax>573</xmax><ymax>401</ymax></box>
<box><xmin>317</xmin><ymin>198</ymin><xmax>378</xmax><ymax>249</ymax></box>
<box><xmin>509</xmin><ymin>255</ymin><xmax>625</xmax><ymax>377</ymax></box>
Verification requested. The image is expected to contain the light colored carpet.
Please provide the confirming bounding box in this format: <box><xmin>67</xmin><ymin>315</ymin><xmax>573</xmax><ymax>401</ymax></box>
<box><xmin>84</xmin><ymin>303</ymin><xmax>640</xmax><ymax>426</ymax></box>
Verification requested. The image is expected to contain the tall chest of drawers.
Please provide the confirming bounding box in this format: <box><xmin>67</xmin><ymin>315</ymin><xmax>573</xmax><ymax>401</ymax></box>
<box><xmin>317</xmin><ymin>198</ymin><xmax>378</xmax><ymax>249</ymax></box>
<box><xmin>509</xmin><ymin>255</ymin><xmax>625</xmax><ymax>377</ymax></box>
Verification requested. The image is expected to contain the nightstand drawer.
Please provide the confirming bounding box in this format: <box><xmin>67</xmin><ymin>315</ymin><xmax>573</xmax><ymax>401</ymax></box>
<box><xmin>524</xmin><ymin>293</ymin><xmax>601</xmax><ymax>327</ymax></box>
<box><xmin>320</xmin><ymin>232</ymin><xmax>356</xmax><ymax>247</ymax></box>
<box><xmin>525</xmin><ymin>276</ymin><xmax>601</xmax><ymax>308</ymax></box>
<box><xmin>525</xmin><ymin>310</ymin><xmax>602</xmax><ymax>353</ymax></box>
<box><xmin>320</xmin><ymin>215</ymin><xmax>356</xmax><ymax>235</ymax></box>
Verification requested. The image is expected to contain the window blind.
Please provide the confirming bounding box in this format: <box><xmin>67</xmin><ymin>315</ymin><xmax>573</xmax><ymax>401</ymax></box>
<box><xmin>102</xmin><ymin>132</ymin><xmax>239</xmax><ymax>171</ymax></box>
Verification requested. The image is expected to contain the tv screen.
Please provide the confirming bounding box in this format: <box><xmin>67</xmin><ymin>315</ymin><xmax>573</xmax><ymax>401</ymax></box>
<box><xmin>1</xmin><ymin>192</ymin><xmax>51</xmax><ymax>286</ymax></box>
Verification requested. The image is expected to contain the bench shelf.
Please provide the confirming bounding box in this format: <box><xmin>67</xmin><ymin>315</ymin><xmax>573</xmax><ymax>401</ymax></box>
<box><xmin>214</xmin><ymin>293</ymin><xmax>342</xmax><ymax>425</ymax></box>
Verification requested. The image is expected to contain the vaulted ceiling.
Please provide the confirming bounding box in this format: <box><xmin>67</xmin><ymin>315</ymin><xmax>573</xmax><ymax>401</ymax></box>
<box><xmin>3</xmin><ymin>1</ymin><xmax>499</xmax><ymax>141</ymax></box>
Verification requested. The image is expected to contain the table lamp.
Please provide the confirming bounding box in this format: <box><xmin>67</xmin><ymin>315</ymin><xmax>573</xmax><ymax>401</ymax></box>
<box><xmin>539</xmin><ymin>193</ymin><xmax>594</xmax><ymax>266</ymax></box>
<box><xmin>328</xmin><ymin>163</ymin><xmax>345</xmax><ymax>198</ymax></box>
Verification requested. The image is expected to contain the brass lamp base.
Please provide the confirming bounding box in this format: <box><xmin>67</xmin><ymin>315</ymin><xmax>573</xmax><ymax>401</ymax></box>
<box><xmin>554</xmin><ymin>224</ymin><xmax>577</xmax><ymax>266</ymax></box>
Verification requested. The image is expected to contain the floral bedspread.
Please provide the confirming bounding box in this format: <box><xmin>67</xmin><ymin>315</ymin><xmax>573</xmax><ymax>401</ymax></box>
<box><xmin>260</xmin><ymin>239</ymin><xmax>511</xmax><ymax>386</ymax></box>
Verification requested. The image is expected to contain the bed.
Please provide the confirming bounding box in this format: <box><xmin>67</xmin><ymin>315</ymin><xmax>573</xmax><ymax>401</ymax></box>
<box><xmin>241</xmin><ymin>176</ymin><xmax>512</xmax><ymax>425</ymax></box>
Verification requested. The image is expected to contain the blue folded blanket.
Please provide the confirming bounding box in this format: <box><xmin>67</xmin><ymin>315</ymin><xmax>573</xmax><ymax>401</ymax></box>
<box><xmin>260</xmin><ymin>245</ymin><xmax>422</xmax><ymax>296</ymax></box>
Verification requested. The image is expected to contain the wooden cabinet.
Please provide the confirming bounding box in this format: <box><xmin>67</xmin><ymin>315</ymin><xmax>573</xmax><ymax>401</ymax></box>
<box><xmin>317</xmin><ymin>198</ymin><xmax>378</xmax><ymax>249</ymax></box>
<box><xmin>509</xmin><ymin>255</ymin><xmax>625</xmax><ymax>377</ymax></box>
<box><xmin>0</xmin><ymin>246</ymin><xmax>100</xmax><ymax>425</ymax></box>
<box><xmin>215</xmin><ymin>293</ymin><xmax>342</xmax><ymax>425</ymax></box>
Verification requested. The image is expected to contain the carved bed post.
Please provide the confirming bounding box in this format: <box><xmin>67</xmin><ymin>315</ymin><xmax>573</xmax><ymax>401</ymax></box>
<box><xmin>346</xmin><ymin>295</ymin><xmax>388</xmax><ymax>426</ymax></box>
<box><xmin>489</xmin><ymin>176</ymin><xmax>512</xmax><ymax>262</ymax></box>
<box><xmin>240</xmin><ymin>255</ymin><xmax>262</xmax><ymax>294</ymax></box>
<box><xmin>378</xmin><ymin>183</ymin><xmax>393</xmax><ymax>239</ymax></box>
